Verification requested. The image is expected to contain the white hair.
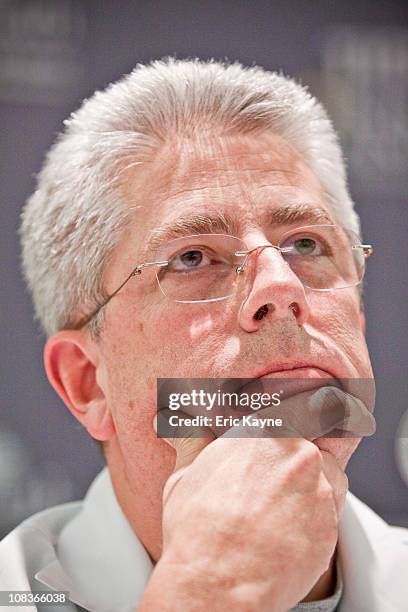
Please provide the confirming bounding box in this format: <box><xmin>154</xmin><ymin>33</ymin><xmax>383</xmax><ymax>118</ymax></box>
<box><xmin>20</xmin><ymin>57</ymin><xmax>360</xmax><ymax>336</ymax></box>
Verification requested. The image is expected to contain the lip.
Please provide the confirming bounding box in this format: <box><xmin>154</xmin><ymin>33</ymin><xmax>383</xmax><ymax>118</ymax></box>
<box><xmin>230</xmin><ymin>363</ymin><xmax>353</xmax><ymax>442</ymax></box>
<box><xmin>252</xmin><ymin>363</ymin><xmax>336</xmax><ymax>380</ymax></box>
<box><xmin>240</xmin><ymin>365</ymin><xmax>342</xmax><ymax>402</ymax></box>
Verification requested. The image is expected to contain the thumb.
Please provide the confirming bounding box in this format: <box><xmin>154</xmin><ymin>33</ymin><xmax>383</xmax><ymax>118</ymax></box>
<box><xmin>154</xmin><ymin>409</ymin><xmax>215</xmax><ymax>507</ymax></box>
<box><xmin>153</xmin><ymin>409</ymin><xmax>215</xmax><ymax>472</ymax></box>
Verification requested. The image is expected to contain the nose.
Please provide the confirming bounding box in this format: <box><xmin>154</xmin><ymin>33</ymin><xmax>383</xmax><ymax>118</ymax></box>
<box><xmin>238</xmin><ymin>244</ymin><xmax>311</xmax><ymax>332</ymax></box>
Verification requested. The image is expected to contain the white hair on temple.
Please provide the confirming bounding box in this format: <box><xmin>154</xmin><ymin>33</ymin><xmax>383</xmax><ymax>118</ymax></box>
<box><xmin>20</xmin><ymin>57</ymin><xmax>360</xmax><ymax>336</ymax></box>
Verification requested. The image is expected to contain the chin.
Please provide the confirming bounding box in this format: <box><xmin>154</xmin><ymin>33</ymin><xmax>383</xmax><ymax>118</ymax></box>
<box><xmin>313</xmin><ymin>437</ymin><xmax>362</xmax><ymax>471</ymax></box>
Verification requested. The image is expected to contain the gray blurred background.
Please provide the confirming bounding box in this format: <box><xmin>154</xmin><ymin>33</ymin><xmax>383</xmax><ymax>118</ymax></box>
<box><xmin>1</xmin><ymin>0</ymin><xmax>407</xmax><ymax>538</ymax></box>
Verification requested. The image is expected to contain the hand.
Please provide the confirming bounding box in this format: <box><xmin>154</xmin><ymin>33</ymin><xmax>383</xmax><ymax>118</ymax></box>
<box><xmin>141</xmin><ymin>393</ymin><xmax>349</xmax><ymax>612</ymax></box>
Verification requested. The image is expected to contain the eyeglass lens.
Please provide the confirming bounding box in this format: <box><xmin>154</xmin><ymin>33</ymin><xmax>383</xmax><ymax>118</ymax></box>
<box><xmin>154</xmin><ymin>226</ymin><xmax>365</xmax><ymax>302</ymax></box>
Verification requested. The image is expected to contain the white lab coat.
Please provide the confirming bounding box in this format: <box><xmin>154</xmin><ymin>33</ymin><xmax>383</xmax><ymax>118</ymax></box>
<box><xmin>0</xmin><ymin>468</ymin><xmax>407</xmax><ymax>611</ymax></box>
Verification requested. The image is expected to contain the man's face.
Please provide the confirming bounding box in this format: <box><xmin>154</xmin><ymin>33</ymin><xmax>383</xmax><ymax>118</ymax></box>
<box><xmin>94</xmin><ymin>131</ymin><xmax>373</xmax><ymax>548</ymax></box>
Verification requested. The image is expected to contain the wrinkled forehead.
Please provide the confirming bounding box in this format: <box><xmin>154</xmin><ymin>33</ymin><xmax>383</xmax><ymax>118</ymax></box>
<box><xmin>119</xmin><ymin>131</ymin><xmax>334</xmax><ymax>254</ymax></box>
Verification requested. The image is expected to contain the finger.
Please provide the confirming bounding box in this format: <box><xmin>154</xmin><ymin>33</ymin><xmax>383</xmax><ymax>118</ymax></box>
<box><xmin>300</xmin><ymin>386</ymin><xmax>376</xmax><ymax>440</ymax></box>
<box><xmin>154</xmin><ymin>409</ymin><xmax>215</xmax><ymax>506</ymax></box>
<box><xmin>219</xmin><ymin>386</ymin><xmax>348</xmax><ymax>440</ymax></box>
<box><xmin>154</xmin><ymin>409</ymin><xmax>215</xmax><ymax>472</ymax></box>
<box><xmin>325</xmin><ymin>388</ymin><xmax>376</xmax><ymax>437</ymax></box>
<box><xmin>342</xmin><ymin>378</ymin><xmax>376</xmax><ymax>417</ymax></box>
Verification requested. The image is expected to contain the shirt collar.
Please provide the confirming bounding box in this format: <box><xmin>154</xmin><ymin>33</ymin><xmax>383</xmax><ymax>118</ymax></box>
<box><xmin>337</xmin><ymin>491</ymin><xmax>408</xmax><ymax>610</ymax></box>
<box><xmin>35</xmin><ymin>466</ymin><xmax>408</xmax><ymax>611</ymax></box>
<box><xmin>35</xmin><ymin>467</ymin><xmax>153</xmax><ymax>612</ymax></box>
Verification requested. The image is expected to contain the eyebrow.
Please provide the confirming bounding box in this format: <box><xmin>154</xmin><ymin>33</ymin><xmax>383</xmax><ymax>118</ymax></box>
<box><xmin>144</xmin><ymin>203</ymin><xmax>334</xmax><ymax>257</ymax></box>
<box><xmin>268</xmin><ymin>203</ymin><xmax>333</xmax><ymax>226</ymax></box>
<box><xmin>144</xmin><ymin>212</ymin><xmax>239</xmax><ymax>257</ymax></box>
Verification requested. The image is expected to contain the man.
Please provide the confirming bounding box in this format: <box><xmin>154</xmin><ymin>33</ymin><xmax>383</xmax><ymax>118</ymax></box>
<box><xmin>1</xmin><ymin>58</ymin><xmax>407</xmax><ymax>611</ymax></box>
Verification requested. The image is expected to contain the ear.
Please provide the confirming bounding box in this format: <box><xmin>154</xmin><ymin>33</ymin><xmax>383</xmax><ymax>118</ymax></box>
<box><xmin>44</xmin><ymin>331</ymin><xmax>115</xmax><ymax>441</ymax></box>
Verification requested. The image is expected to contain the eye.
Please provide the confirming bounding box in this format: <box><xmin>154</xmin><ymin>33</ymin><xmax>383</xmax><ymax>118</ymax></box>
<box><xmin>281</xmin><ymin>235</ymin><xmax>325</xmax><ymax>256</ymax></box>
<box><xmin>167</xmin><ymin>248</ymin><xmax>213</xmax><ymax>271</ymax></box>
<box><xmin>294</xmin><ymin>237</ymin><xmax>320</xmax><ymax>255</ymax></box>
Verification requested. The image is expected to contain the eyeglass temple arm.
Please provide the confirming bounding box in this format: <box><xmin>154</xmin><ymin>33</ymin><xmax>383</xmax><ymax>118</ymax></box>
<box><xmin>353</xmin><ymin>244</ymin><xmax>373</xmax><ymax>258</ymax></box>
<box><xmin>72</xmin><ymin>260</ymin><xmax>168</xmax><ymax>330</ymax></box>
<box><xmin>237</xmin><ymin>244</ymin><xmax>374</xmax><ymax>259</ymax></box>
<box><xmin>71</xmin><ymin>241</ymin><xmax>373</xmax><ymax>330</ymax></box>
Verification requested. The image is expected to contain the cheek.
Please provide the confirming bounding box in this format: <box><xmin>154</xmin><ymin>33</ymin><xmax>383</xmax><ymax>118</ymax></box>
<box><xmin>136</xmin><ymin>299</ymin><xmax>237</xmax><ymax>376</ymax></box>
<box><xmin>309</xmin><ymin>290</ymin><xmax>365</xmax><ymax>345</ymax></box>
<box><xmin>307</xmin><ymin>290</ymin><xmax>372</xmax><ymax>376</ymax></box>
<box><xmin>101</xmin><ymin>299</ymin><xmax>233</xmax><ymax>422</ymax></box>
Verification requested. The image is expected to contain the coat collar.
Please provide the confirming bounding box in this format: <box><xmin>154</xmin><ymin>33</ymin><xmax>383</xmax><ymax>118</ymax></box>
<box><xmin>35</xmin><ymin>467</ymin><xmax>408</xmax><ymax>612</ymax></box>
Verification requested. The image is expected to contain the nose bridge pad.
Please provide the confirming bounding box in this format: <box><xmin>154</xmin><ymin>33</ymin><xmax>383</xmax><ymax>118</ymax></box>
<box><xmin>240</xmin><ymin>244</ymin><xmax>278</xmax><ymax>274</ymax></box>
<box><xmin>238</xmin><ymin>243</ymin><xmax>280</xmax><ymax>292</ymax></box>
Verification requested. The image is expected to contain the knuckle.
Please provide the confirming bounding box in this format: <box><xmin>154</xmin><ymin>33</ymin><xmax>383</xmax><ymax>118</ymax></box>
<box><xmin>293</xmin><ymin>441</ymin><xmax>322</xmax><ymax>473</ymax></box>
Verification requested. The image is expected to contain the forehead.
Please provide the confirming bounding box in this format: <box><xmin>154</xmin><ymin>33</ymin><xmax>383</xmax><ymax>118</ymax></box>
<box><xmin>120</xmin><ymin>131</ymin><xmax>333</xmax><ymax>254</ymax></box>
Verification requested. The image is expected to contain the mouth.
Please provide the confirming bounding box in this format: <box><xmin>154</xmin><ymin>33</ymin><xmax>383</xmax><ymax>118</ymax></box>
<box><xmin>247</xmin><ymin>365</ymin><xmax>342</xmax><ymax>400</ymax></box>
<box><xmin>253</xmin><ymin>363</ymin><xmax>335</xmax><ymax>379</ymax></box>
